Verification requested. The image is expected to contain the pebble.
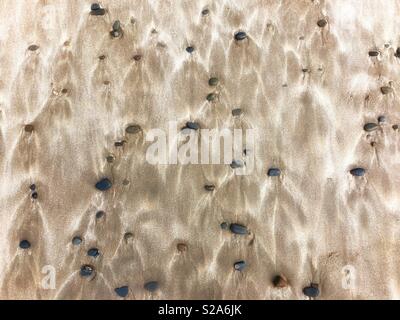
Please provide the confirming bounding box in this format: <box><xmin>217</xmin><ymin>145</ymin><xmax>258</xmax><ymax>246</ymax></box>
<box><xmin>95</xmin><ymin>178</ymin><xmax>112</xmax><ymax>191</ymax></box>
<box><xmin>31</xmin><ymin>191</ymin><xmax>38</xmax><ymax>199</ymax></box>
<box><xmin>232</xmin><ymin>108</ymin><xmax>243</xmax><ymax>116</ymax></box>
<box><xmin>230</xmin><ymin>160</ymin><xmax>244</xmax><ymax>169</ymax></box>
<box><xmin>91</xmin><ymin>3</ymin><xmax>100</xmax><ymax>11</ymax></box>
<box><xmin>303</xmin><ymin>284</ymin><xmax>320</xmax><ymax>298</ymax></box>
<box><xmin>350</xmin><ymin>168</ymin><xmax>366</xmax><ymax>177</ymax></box>
<box><xmin>115</xmin><ymin>286</ymin><xmax>129</xmax><ymax>298</ymax></box>
<box><xmin>124</xmin><ymin>232</ymin><xmax>133</xmax><ymax>241</ymax></box>
<box><xmin>229</xmin><ymin>223</ymin><xmax>248</xmax><ymax>235</ymax></box>
<box><xmin>19</xmin><ymin>240</ymin><xmax>31</xmax><ymax>249</ymax></box>
<box><xmin>99</xmin><ymin>55</ymin><xmax>106</xmax><ymax>60</ymax></box>
<box><xmin>368</xmin><ymin>50</ymin><xmax>380</xmax><ymax>57</ymax></box>
<box><xmin>204</xmin><ymin>184</ymin><xmax>215</xmax><ymax>191</ymax></box>
<box><xmin>80</xmin><ymin>265</ymin><xmax>94</xmax><ymax>277</ymax></box>
<box><xmin>393</xmin><ymin>124</ymin><xmax>399</xmax><ymax>130</ymax></box>
<box><xmin>317</xmin><ymin>19</ymin><xmax>327</xmax><ymax>28</ymax></box>
<box><xmin>186</xmin><ymin>46</ymin><xmax>195</xmax><ymax>53</ymax></box>
<box><xmin>234</xmin><ymin>261</ymin><xmax>246</xmax><ymax>271</ymax></box>
<box><xmin>177</xmin><ymin>243</ymin><xmax>187</xmax><ymax>252</ymax></box>
<box><xmin>381</xmin><ymin>86</ymin><xmax>393</xmax><ymax>95</ymax></box>
<box><xmin>234</xmin><ymin>31</ymin><xmax>247</xmax><ymax>41</ymax></box>
<box><xmin>208</xmin><ymin>77</ymin><xmax>219</xmax><ymax>86</ymax></box>
<box><xmin>72</xmin><ymin>236</ymin><xmax>82</xmax><ymax>245</ymax></box>
<box><xmin>123</xmin><ymin>179</ymin><xmax>130</xmax><ymax>186</ymax></box>
<box><xmin>90</xmin><ymin>3</ymin><xmax>105</xmax><ymax>16</ymax></box>
<box><xmin>363</xmin><ymin>123</ymin><xmax>378</xmax><ymax>132</ymax></box>
<box><xmin>96</xmin><ymin>211</ymin><xmax>105</xmax><ymax>219</ymax></box>
<box><xmin>112</xmin><ymin>20</ymin><xmax>121</xmax><ymax>31</ymax></box>
<box><xmin>378</xmin><ymin>116</ymin><xmax>386</xmax><ymax>123</ymax></box>
<box><xmin>126</xmin><ymin>124</ymin><xmax>142</xmax><ymax>134</ymax></box>
<box><xmin>106</xmin><ymin>154</ymin><xmax>115</xmax><ymax>163</ymax></box>
<box><xmin>87</xmin><ymin>248</ymin><xmax>100</xmax><ymax>258</ymax></box>
<box><xmin>28</xmin><ymin>45</ymin><xmax>39</xmax><ymax>51</ymax></box>
<box><xmin>29</xmin><ymin>184</ymin><xmax>36</xmax><ymax>191</ymax></box>
<box><xmin>206</xmin><ymin>93</ymin><xmax>217</xmax><ymax>102</ymax></box>
<box><xmin>395</xmin><ymin>47</ymin><xmax>400</xmax><ymax>58</ymax></box>
<box><xmin>185</xmin><ymin>122</ymin><xmax>200</xmax><ymax>130</ymax></box>
<box><xmin>220</xmin><ymin>222</ymin><xmax>228</xmax><ymax>230</ymax></box>
<box><xmin>133</xmin><ymin>54</ymin><xmax>142</xmax><ymax>61</ymax></box>
<box><xmin>272</xmin><ymin>275</ymin><xmax>288</xmax><ymax>288</ymax></box>
<box><xmin>115</xmin><ymin>141</ymin><xmax>126</xmax><ymax>147</ymax></box>
<box><xmin>144</xmin><ymin>281</ymin><xmax>159</xmax><ymax>292</ymax></box>
<box><xmin>24</xmin><ymin>124</ymin><xmax>34</xmax><ymax>133</ymax></box>
<box><xmin>201</xmin><ymin>9</ymin><xmax>210</xmax><ymax>16</ymax></box>
<box><xmin>267</xmin><ymin>168</ymin><xmax>281</xmax><ymax>177</ymax></box>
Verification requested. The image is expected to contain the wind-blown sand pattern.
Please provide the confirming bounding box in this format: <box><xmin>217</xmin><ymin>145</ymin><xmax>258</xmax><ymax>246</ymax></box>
<box><xmin>1</xmin><ymin>0</ymin><xmax>400</xmax><ymax>300</ymax></box>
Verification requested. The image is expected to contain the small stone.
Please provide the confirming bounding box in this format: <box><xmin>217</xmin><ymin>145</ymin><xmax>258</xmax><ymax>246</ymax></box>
<box><xmin>363</xmin><ymin>123</ymin><xmax>378</xmax><ymax>132</ymax></box>
<box><xmin>115</xmin><ymin>286</ymin><xmax>129</xmax><ymax>298</ymax></box>
<box><xmin>302</xmin><ymin>68</ymin><xmax>309</xmax><ymax>73</ymax></box>
<box><xmin>29</xmin><ymin>184</ymin><xmax>36</xmax><ymax>191</ymax></box>
<box><xmin>112</xmin><ymin>20</ymin><xmax>121</xmax><ymax>31</ymax></box>
<box><xmin>87</xmin><ymin>248</ymin><xmax>100</xmax><ymax>258</ymax></box>
<box><xmin>91</xmin><ymin>3</ymin><xmax>100</xmax><ymax>11</ymax></box>
<box><xmin>378</xmin><ymin>116</ymin><xmax>386</xmax><ymax>123</ymax></box>
<box><xmin>208</xmin><ymin>77</ymin><xmax>219</xmax><ymax>86</ymax></box>
<box><xmin>185</xmin><ymin>122</ymin><xmax>200</xmax><ymax>130</ymax></box>
<box><xmin>201</xmin><ymin>9</ymin><xmax>210</xmax><ymax>16</ymax></box>
<box><xmin>303</xmin><ymin>284</ymin><xmax>320</xmax><ymax>298</ymax></box>
<box><xmin>19</xmin><ymin>240</ymin><xmax>31</xmax><ymax>249</ymax></box>
<box><xmin>186</xmin><ymin>46</ymin><xmax>195</xmax><ymax>53</ymax></box>
<box><xmin>99</xmin><ymin>55</ymin><xmax>106</xmax><ymax>60</ymax></box>
<box><xmin>381</xmin><ymin>86</ymin><xmax>393</xmax><ymax>95</ymax></box>
<box><xmin>24</xmin><ymin>124</ymin><xmax>34</xmax><ymax>133</ymax></box>
<box><xmin>125</xmin><ymin>124</ymin><xmax>142</xmax><ymax>134</ymax></box>
<box><xmin>90</xmin><ymin>4</ymin><xmax>105</xmax><ymax>16</ymax></box>
<box><xmin>220</xmin><ymin>222</ymin><xmax>228</xmax><ymax>230</ymax></box>
<box><xmin>393</xmin><ymin>124</ymin><xmax>399</xmax><ymax>130</ymax></box>
<box><xmin>395</xmin><ymin>47</ymin><xmax>400</xmax><ymax>58</ymax></box>
<box><xmin>317</xmin><ymin>19</ymin><xmax>327</xmax><ymax>28</ymax></box>
<box><xmin>31</xmin><ymin>191</ymin><xmax>38</xmax><ymax>199</ymax></box>
<box><xmin>103</xmin><ymin>81</ymin><xmax>110</xmax><ymax>86</ymax></box>
<box><xmin>96</xmin><ymin>211</ymin><xmax>105</xmax><ymax>219</ymax></box>
<box><xmin>229</xmin><ymin>223</ymin><xmax>248</xmax><ymax>235</ymax></box>
<box><xmin>230</xmin><ymin>160</ymin><xmax>244</xmax><ymax>169</ymax></box>
<box><xmin>115</xmin><ymin>140</ymin><xmax>126</xmax><ymax>147</ymax></box>
<box><xmin>95</xmin><ymin>178</ymin><xmax>112</xmax><ymax>191</ymax></box>
<box><xmin>368</xmin><ymin>50</ymin><xmax>380</xmax><ymax>57</ymax></box>
<box><xmin>72</xmin><ymin>236</ymin><xmax>82</xmax><ymax>245</ymax></box>
<box><xmin>267</xmin><ymin>168</ymin><xmax>281</xmax><ymax>177</ymax></box>
<box><xmin>206</xmin><ymin>93</ymin><xmax>217</xmax><ymax>102</ymax></box>
<box><xmin>122</xmin><ymin>179</ymin><xmax>130</xmax><ymax>186</ymax></box>
<box><xmin>234</xmin><ymin>31</ymin><xmax>247</xmax><ymax>41</ymax></box>
<box><xmin>232</xmin><ymin>108</ymin><xmax>243</xmax><ymax>116</ymax></box>
<box><xmin>272</xmin><ymin>275</ymin><xmax>288</xmax><ymax>288</ymax></box>
<box><xmin>370</xmin><ymin>141</ymin><xmax>376</xmax><ymax>147</ymax></box>
<box><xmin>350</xmin><ymin>168</ymin><xmax>366</xmax><ymax>177</ymax></box>
<box><xmin>177</xmin><ymin>243</ymin><xmax>187</xmax><ymax>252</ymax></box>
<box><xmin>204</xmin><ymin>184</ymin><xmax>215</xmax><ymax>191</ymax></box>
<box><xmin>106</xmin><ymin>154</ymin><xmax>115</xmax><ymax>163</ymax></box>
<box><xmin>133</xmin><ymin>54</ymin><xmax>142</xmax><ymax>61</ymax></box>
<box><xmin>234</xmin><ymin>261</ymin><xmax>246</xmax><ymax>271</ymax></box>
<box><xmin>28</xmin><ymin>45</ymin><xmax>39</xmax><ymax>51</ymax></box>
<box><xmin>124</xmin><ymin>232</ymin><xmax>133</xmax><ymax>241</ymax></box>
<box><xmin>61</xmin><ymin>88</ymin><xmax>69</xmax><ymax>94</ymax></box>
<box><xmin>80</xmin><ymin>265</ymin><xmax>94</xmax><ymax>277</ymax></box>
<box><xmin>144</xmin><ymin>281</ymin><xmax>159</xmax><ymax>292</ymax></box>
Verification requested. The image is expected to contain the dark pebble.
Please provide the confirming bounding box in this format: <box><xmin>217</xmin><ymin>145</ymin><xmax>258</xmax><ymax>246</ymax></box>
<box><xmin>96</xmin><ymin>211</ymin><xmax>105</xmax><ymax>219</ymax></box>
<box><xmin>122</xmin><ymin>179</ymin><xmax>130</xmax><ymax>186</ymax></box>
<box><xmin>220</xmin><ymin>222</ymin><xmax>228</xmax><ymax>230</ymax></box>
<box><xmin>126</xmin><ymin>124</ymin><xmax>142</xmax><ymax>134</ymax></box>
<box><xmin>229</xmin><ymin>223</ymin><xmax>248</xmax><ymax>235</ymax></box>
<box><xmin>232</xmin><ymin>108</ymin><xmax>243</xmax><ymax>116</ymax></box>
<box><xmin>106</xmin><ymin>154</ymin><xmax>115</xmax><ymax>163</ymax></box>
<box><xmin>31</xmin><ymin>191</ymin><xmax>38</xmax><ymax>199</ymax></box>
<box><xmin>133</xmin><ymin>54</ymin><xmax>142</xmax><ymax>61</ymax></box>
<box><xmin>72</xmin><ymin>236</ymin><xmax>82</xmax><ymax>245</ymax></box>
<box><xmin>272</xmin><ymin>275</ymin><xmax>288</xmax><ymax>288</ymax></box>
<box><xmin>234</xmin><ymin>261</ymin><xmax>246</xmax><ymax>271</ymax></box>
<box><xmin>395</xmin><ymin>47</ymin><xmax>400</xmax><ymax>58</ymax></box>
<box><xmin>234</xmin><ymin>31</ymin><xmax>247</xmax><ymax>41</ymax></box>
<box><xmin>177</xmin><ymin>243</ymin><xmax>187</xmax><ymax>252</ymax></box>
<box><xmin>230</xmin><ymin>160</ymin><xmax>244</xmax><ymax>169</ymax></box>
<box><xmin>124</xmin><ymin>232</ymin><xmax>133</xmax><ymax>241</ymax></box>
<box><xmin>186</xmin><ymin>122</ymin><xmax>200</xmax><ymax>130</ymax></box>
<box><xmin>393</xmin><ymin>124</ymin><xmax>399</xmax><ymax>130</ymax></box>
<box><xmin>99</xmin><ymin>55</ymin><xmax>106</xmax><ymax>60</ymax></box>
<box><xmin>201</xmin><ymin>9</ymin><xmax>210</xmax><ymax>16</ymax></box>
<box><xmin>144</xmin><ymin>281</ymin><xmax>159</xmax><ymax>292</ymax></box>
<box><xmin>95</xmin><ymin>178</ymin><xmax>112</xmax><ymax>191</ymax></box>
<box><xmin>87</xmin><ymin>248</ymin><xmax>100</xmax><ymax>258</ymax></box>
<box><xmin>19</xmin><ymin>240</ymin><xmax>31</xmax><ymax>249</ymax></box>
<box><xmin>206</xmin><ymin>93</ymin><xmax>217</xmax><ymax>102</ymax></box>
<box><xmin>28</xmin><ymin>45</ymin><xmax>39</xmax><ymax>51</ymax></box>
<box><xmin>186</xmin><ymin>46</ymin><xmax>195</xmax><ymax>53</ymax></box>
<box><xmin>29</xmin><ymin>184</ymin><xmax>36</xmax><ymax>191</ymax></box>
<box><xmin>317</xmin><ymin>19</ymin><xmax>327</xmax><ymax>28</ymax></box>
<box><xmin>91</xmin><ymin>3</ymin><xmax>100</xmax><ymax>11</ymax></box>
<box><xmin>363</xmin><ymin>123</ymin><xmax>378</xmax><ymax>132</ymax></box>
<box><xmin>112</xmin><ymin>20</ymin><xmax>121</xmax><ymax>31</ymax></box>
<box><xmin>24</xmin><ymin>124</ymin><xmax>34</xmax><ymax>133</ymax></box>
<box><xmin>350</xmin><ymin>168</ymin><xmax>366</xmax><ymax>177</ymax></box>
<box><xmin>378</xmin><ymin>116</ymin><xmax>386</xmax><ymax>123</ymax></box>
<box><xmin>303</xmin><ymin>284</ymin><xmax>320</xmax><ymax>298</ymax></box>
<box><xmin>115</xmin><ymin>286</ymin><xmax>129</xmax><ymax>298</ymax></box>
<box><xmin>381</xmin><ymin>86</ymin><xmax>393</xmax><ymax>94</ymax></box>
<box><xmin>208</xmin><ymin>77</ymin><xmax>219</xmax><ymax>86</ymax></box>
<box><xmin>267</xmin><ymin>168</ymin><xmax>281</xmax><ymax>177</ymax></box>
<box><xmin>115</xmin><ymin>140</ymin><xmax>126</xmax><ymax>147</ymax></box>
<box><xmin>368</xmin><ymin>50</ymin><xmax>380</xmax><ymax>57</ymax></box>
<box><xmin>204</xmin><ymin>184</ymin><xmax>215</xmax><ymax>191</ymax></box>
<box><xmin>80</xmin><ymin>265</ymin><xmax>94</xmax><ymax>277</ymax></box>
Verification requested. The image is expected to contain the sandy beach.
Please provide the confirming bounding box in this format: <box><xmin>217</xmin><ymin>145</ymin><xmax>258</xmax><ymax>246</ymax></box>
<box><xmin>1</xmin><ymin>0</ymin><xmax>400</xmax><ymax>299</ymax></box>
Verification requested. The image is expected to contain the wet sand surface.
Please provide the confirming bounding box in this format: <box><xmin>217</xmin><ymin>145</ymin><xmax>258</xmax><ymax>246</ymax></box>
<box><xmin>1</xmin><ymin>0</ymin><xmax>400</xmax><ymax>299</ymax></box>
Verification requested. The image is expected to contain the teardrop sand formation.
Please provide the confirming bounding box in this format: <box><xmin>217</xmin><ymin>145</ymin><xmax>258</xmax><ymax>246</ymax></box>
<box><xmin>1</xmin><ymin>0</ymin><xmax>400</xmax><ymax>300</ymax></box>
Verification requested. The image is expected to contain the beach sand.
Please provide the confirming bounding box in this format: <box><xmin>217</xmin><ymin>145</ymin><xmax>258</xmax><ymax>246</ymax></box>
<box><xmin>1</xmin><ymin>0</ymin><xmax>400</xmax><ymax>299</ymax></box>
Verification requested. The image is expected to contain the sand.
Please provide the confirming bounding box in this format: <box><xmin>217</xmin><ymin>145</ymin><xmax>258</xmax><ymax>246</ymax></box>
<box><xmin>1</xmin><ymin>0</ymin><xmax>400</xmax><ymax>300</ymax></box>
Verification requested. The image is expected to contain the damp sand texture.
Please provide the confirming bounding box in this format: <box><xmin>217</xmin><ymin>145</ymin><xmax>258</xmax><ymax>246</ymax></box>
<box><xmin>1</xmin><ymin>0</ymin><xmax>400</xmax><ymax>300</ymax></box>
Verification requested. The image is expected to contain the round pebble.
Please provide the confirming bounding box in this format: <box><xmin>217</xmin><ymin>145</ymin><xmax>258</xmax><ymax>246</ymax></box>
<box><xmin>99</xmin><ymin>55</ymin><xmax>106</xmax><ymax>60</ymax></box>
<box><xmin>31</xmin><ymin>191</ymin><xmax>38</xmax><ymax>199</ymax></box>
<box><xmin>24</xmin><ymin>124</ymin><xmax>34</xmax><ymax>133</ymax></box>
<box><xmin>106</xmin><ymin>154</ymin><xmax>115</xmax><ymax>163</ymax></box>
<box><xmin>234</xmin><ymin>261</ymin><xmax>246</xmax><ymax>271</ymax></box>
<box><xmin>133</xmin><ymin>54</ymin><xmax>142</xmax><ymax>61</ymax></box>
<box><xmin>112</xmin><ymin>20</ymin><xmax>121</xmax><ymax>31</ymax></box>
<box><xmin>220</xmin><ymin>222</ymin><xmax>228</xmax><ymax>230</ymax></box>
<box><xmin>186</xmin><ymin>46</ymin><xmax>195</xmax><ymax>53</ymax></box>
<box><xmin>378</xmin><ymin>116</ymin><xmax>386</xmax><ymax>123</ymax></box>
<box><xmin>206</xmin><ymin>93</ymin><xmax>217</xmax><ymax>102</ymax></box>
<box><xmin>232</xmin><ymin>108</ymin><xmax>243</xmax><ymax>117</ymax></box>
<box><xmin>28</xmin><ymin>45</ymin><xmax>39</xmax><ymax>51</ymax></box>
<box><xmin>96</xmin><ymin>211</ymin><xmax>105</xmax><ymax>219</ymax></box>
<box><xmin>230</xmin><ymin>160</ymin><xmax>244</xmax><ymax>169</ymax></box>
<box><xmin>350</xmin><ymin>168</ymin><xmax>366</xmax><ymax>177</ymax></box>
<box><xmin>201</xmin><ymin>9</ymin><xmax>210</xmax><ymax>16</ymax></box>
<box><xmin>381</xmin><ymin>86</ymin><xmax>393</xmax><ymax>95</ymax></box>
<box><xmin>87</xmin><ymin>248</ymin><xmax>100</xmax><ymax>258</ymax></box>
<box><xmin>204</xmin><ymin>184</ymin><xmax>215</xmax><ymax>191</ymax></box>
<box><xmin>122</xmin><ymin>179</ymin><xmax>130</xmax><ymax>186</ymax></box>
<box><xmin>185</xmin><ymin>122</ymin><xmax>200</xmax><ymax>130</ymax></box>
<box><xmin>272</xmin><ymin>275</ymin><xmax>288</xmax><ymax>288</ymax></box>
<box><xmin>229</xmin><ymin>223</ymin><xmax>248</xmax><ymax>235</ymax></box>
<box><xmin>90</xmin><ymin>3</ymin><xmax>105</xmax><ymax>16</ymax></box>
<box><xmin>126</xmin><ymin>124</ymin><xmax>142</xmax><ymax>134</ymax></box>
<box><xmin>19</xmin><ymin>240</ymin><xmax>31</xmax><ymax>249</ymax></box>
<box><xmin>317</xmin><ymin>19</ymin><xmax>327</xmax><ymax>28</ymax></box>
<box><xmin>144</xmin><ymin>281</ymin><xmax>159</xmax><ymax>292</ymax></box>
<box><xmin>363</xmin><ymin>123</ymin><xmax>378</xmax><ymax>132</ymax></box>
<box><xmin>72</xmin><ymin>236</ymin><xmax>82</xmax><ymax>245</ymax></box>
<box><xmin>208</xmin><ymin>77</ymin><xmax>219</xmax><ymax>86</ymax></box>
<box><xmin>393</xmin><ymin>124</ymin><xmax>399</xmax><ymax>130</ymax></box>
<box><xmin>95</xmin><ymin>178</ymin><xmax>112</xmax><ymax>191</ymax></box>
<box><xmin>368</xmin><ymin>50</ymin><xmax>380</xmax><ymax>57</ymax></box>
<box><xmin>29</xmin><ymin>184</ymin><xmax>36</xmax><ymax>191</ymax></box>
<box><xmin>177</xmin><ymin>243</ymin><xmax>187</xmax><ymax>252</ymax></box>
<box><xmin>303</xmin><ymin>284</ymin><xmax>320</xmax><ymax>298</ymax></box>
<box><xmin>267</xmin><ymin>168</ymin><xmax>281</xmax><ymax>177</ymax></box>
<box><xmin>234</xmin><ymin>31</ymin><xmax>247</xmax><ymax>41</ymax></box>
<box><xmin>91</xmin><ymin>3</ymin><xmax>100</xmax><ymax>11</ymax></box>
<box><xmin>80</xmin><ymin>265</ymin><xmax>94</xmax><ymax>277</ymax></box>
<box><xmin>115</xmin><ymin>286</ymin><xmax>129</xmax><ymax>298</ymax></box>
